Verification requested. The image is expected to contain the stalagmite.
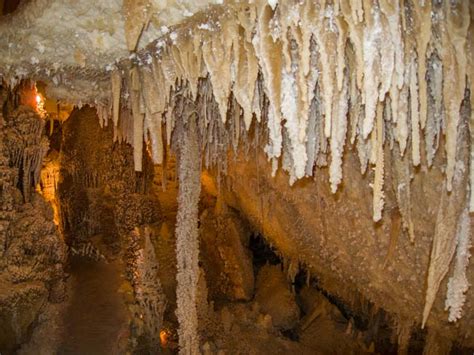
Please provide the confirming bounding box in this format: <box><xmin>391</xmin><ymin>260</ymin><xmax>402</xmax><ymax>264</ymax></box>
<box><xmin>130</xmin><ymin>227</ymin><xmax>166</xmax><ymax>346</ymax></box>
<box><xmin>175</xmin><ymin>113</ymin><xmax>201</xmax><ymax>354</ymax></box>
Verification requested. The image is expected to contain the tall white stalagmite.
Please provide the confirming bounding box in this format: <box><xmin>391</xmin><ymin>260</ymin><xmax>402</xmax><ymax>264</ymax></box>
<box><xmin>175</xmin><ymin>114</ymin><xmax>201</xmax><ymax>355</ymax></box>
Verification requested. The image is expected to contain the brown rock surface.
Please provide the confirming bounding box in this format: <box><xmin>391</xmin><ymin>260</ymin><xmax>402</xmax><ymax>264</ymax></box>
<box><xmin>200</xmin><ymin>207</ymin><xmax>255</xmax><ymax>302</ymax></box>
<box><xmin>202</xmin><ymin>140</ymin><xmax>474</xmax><ymax>346</ymax></box>
<box><xmin>254</xmin><ymin>264</ymin><xmax>300</xmax><ymax>330</ymax></box>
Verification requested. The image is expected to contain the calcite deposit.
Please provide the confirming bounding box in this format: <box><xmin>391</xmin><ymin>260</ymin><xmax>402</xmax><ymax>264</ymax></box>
<box><xmin>1</xmin><ymin>0</ymin><xmax>474</xmax><ymax>353</ymax></box>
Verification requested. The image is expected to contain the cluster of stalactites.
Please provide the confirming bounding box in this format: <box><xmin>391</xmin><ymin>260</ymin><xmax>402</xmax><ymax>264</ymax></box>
<box><xmin>4</xmin><ymin>105</ymin><xmax>49</xmax><ymax>201</ymax></box>
<box><xmin>90</xmin><ymin>0</ymin><xmax>474</xmax><ymax>334</ymax></box>
<box><xmin>99</xmin><ymin>0</ymin><xmax>473</xmax><ymax>225</ymax></box>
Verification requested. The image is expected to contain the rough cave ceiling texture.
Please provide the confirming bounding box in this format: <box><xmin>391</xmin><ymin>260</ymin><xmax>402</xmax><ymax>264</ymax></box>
<box><xmin>0</xmin><ymin>0</ymin><xmax>221</xmax><ymax>99</ymax></box>
<box><xmin>1</xmin><ymin>0</ymin><xmax>474</xmax><ymax>350</ymax></box>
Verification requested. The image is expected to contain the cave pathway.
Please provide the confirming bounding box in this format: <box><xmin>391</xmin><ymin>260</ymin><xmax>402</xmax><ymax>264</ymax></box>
<box><xmin>57</xmin><ymin>256</ymin><xmax>129</xmax><ymax>355</ymax></box>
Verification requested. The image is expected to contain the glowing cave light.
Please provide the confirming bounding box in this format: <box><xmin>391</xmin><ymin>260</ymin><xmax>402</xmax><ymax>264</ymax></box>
<box><xmin>35</xmin><ymin>92</ymin><xmax>46</xmax><ymax>118</ymax></box>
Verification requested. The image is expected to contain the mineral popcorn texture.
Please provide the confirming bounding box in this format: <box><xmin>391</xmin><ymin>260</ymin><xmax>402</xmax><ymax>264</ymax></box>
<box><xmin>0</xmin><ymin>86</ymin><xmax>67</xmax><ymax>351</ymax></box>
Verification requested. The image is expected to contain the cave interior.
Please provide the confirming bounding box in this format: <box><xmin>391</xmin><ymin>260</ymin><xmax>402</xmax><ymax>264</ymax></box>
<box><xmin>0</xmin><ymin>0</ymin><xmax>474</xmax><ymax>354</ymax></box>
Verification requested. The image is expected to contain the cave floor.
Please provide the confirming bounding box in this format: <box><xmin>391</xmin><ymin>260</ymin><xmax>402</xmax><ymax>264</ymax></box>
<box><xmin>57</xmin><ymin>256</ymin><xmax>130</xmax><ymax>355</ymax></box>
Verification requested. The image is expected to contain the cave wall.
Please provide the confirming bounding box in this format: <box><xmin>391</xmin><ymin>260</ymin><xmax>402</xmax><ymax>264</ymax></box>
<box><xmin>57</xmin><ymin>106</ymin><xmax>160</xmax><ymax>246</ymax></box>
<box><xmin>202</xmin><ymin>118</ymin><xmax>474</xmax><ymax>348</ymax></box>
<box><xmin>0</xmin><ymin>86</ymin><xmax>67</xmax><ymax>353</ymax></box>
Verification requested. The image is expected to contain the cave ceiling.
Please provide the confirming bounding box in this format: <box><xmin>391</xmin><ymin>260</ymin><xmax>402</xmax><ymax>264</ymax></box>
<box><xmin>0</xmin><ymin>0</ymin><xmax>220</xmax><ymax>101</ymax></box>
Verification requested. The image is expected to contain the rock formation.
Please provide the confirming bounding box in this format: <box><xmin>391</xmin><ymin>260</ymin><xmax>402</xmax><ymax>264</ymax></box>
<box><xmin>0</xmin><ymin>0</ymin><xmax>474</xmax><ymax>353</ymax></box>
<box><xmin>0</xmin><ymin>84</ymin><xmax>67</xmax><ymax>353</ymax></box>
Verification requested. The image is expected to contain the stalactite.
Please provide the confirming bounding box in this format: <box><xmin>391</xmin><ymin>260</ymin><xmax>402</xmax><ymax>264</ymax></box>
<box><xmin>82</xmin><ymin>6</ymin><xmax>474</xmax><ymax>329</ymax></box>
<box><xmin>395</xmin><ymin>74</ymin><xmax>409</xmax><ymax>156</ymax></box>
<box><xmin>412</xmin><ymin>0</ymin><xmax>431</xmax><ymax>131</ymax></box>
<box><xmin>445</xmin><ymin>206</ymin><xmax>471</xmax><ymax>323</ymax></box>
<box><xmin>129</xmin><ymin>66</ymin><xmax>145</xmax><ymax>172</ymax></box>
<box><xmin>361</xmin><ymin>0</ymin><xmax>382</xmax><ymax>139</ymax></box>
<box><xmin>409</xmin><ymin>56</ymin><xmax>420</xmax><ymax>167</ymax></box>
<box><xmin>391</xmin><ymin>145</ymin><xmax>415</xmax><ymax>243</ymax></box>
<box><xmin>315</xmin><ymin>3</ymin><xmax>338</xmax><ymax>140</ymax></box>
<box><xmin>442</xmin><ymin>0</ymin><xmax>470</xmax><ymax>192</ymax></box>
<box><xmin>372</xmin><ymin>103</ymin><xmax>384</xmax><ymax>222</ymax></box>
<box><xmin>111</xmin><ymin>69</ymin><xmax>122</xmax><ymax>128</ymax></box>
<box><xmin>422</xmin><ymin>103</ymin><xmax>470</xmax><ymax>328</ymax></box>
<box><xmin>175</xmin><ymin>111</ymin><xmax>201</xmax><ymax>355</ymax></box>
<box><xmin>140</xmin><ymin>66</ymin><xmax>164</xmax><ymax>164</ymax></box>
<box><xmin>91</xmin><ymin>0</ymin><xmax>474</xmax><ymax>228</ymax></box>
<box><xmin>425</xmin><ymin>52</ymin><xmax>443</xmax><ymax>167</ymax></box>
<box><xmin>234</xmin><ymin>31</ymin><xmax>259</xmax><ymax>130</ymax></box>
<box><xmin>468</xmin><ymin>5</ymin><xmax>474</xmax><ymax>213</ymax></box>
<box><xmin>201</xmin><ymin>16</ymin><xmax>237</xmax><ymax>124</ymax></box>
<box><xmin>305</xmin><ymin>85</ymin><xmax>320</xmax><ymax>177</ymax></box>
<box><xmin>280</xmin><ymin>30</ymin><xmax>307</xmax><ymax>184</ymax></box>
<box><xmin>329</xmin><ymin>69</ymin><xmax>349</xmax><ymax>193</ymax></box>
<box><xmin>255</xmin><ymin>2</ymin><xmax>283</xmax><ymax>170</ymax></box>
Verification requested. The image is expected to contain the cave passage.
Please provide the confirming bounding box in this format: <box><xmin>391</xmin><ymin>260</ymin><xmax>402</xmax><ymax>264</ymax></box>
<box><xmin>58</xmin><ymin>256</ymin><xmax>129</xmax><ymax>354</ymax></box>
